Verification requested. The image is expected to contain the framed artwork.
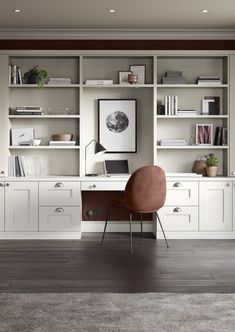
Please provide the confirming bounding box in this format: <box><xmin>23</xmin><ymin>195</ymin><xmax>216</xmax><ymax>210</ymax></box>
<box><xmin>129</xmin><ymin>64</ymin><xmax>146</xmax><ymax>84</ymax></box>
<box><xmin>98</xmin><ymin>99</ymin><xmax>137</xmax><ymax>153</ymax></box>
<box><xmin>196</xmin><ymin>124</ymin><xmax>213</xmax><ymax>145</ymax></box>
<box><xmin>11</xmin><ymin>128</ymin><xmax>35</xmax><ymax>146</ymax></box>
<box><xmin>119</xmin><ymin>71</ymin><xmax>132</xmax><ymax>84</ymax></box>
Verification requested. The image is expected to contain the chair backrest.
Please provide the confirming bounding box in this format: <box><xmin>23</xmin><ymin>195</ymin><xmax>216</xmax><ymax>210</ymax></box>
<box><xmin>124</xmin><ymin>165</ymin><xmax>166</xmax><ymax>213</ymax></box>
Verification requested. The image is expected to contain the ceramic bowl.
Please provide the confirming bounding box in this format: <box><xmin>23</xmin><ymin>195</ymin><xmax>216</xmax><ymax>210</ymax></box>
<box><xmin>52</xmin><ymin>134</ymin><xmax>73</xmax><ymax>141</ymax></box>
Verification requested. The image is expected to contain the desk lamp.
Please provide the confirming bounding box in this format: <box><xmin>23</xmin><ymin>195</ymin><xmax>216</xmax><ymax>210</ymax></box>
<box><xmin>85</xmin><ymin>139</ymin><xmax>106</xmax><ymax>176</ymax></box>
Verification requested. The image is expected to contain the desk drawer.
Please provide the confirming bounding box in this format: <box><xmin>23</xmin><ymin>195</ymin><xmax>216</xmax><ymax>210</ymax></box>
<box><xmin>39</xmin><ymin>206</ymin><xmax>81</xmax><ymax>232</ymax></box>
<box><xmin>39</xmin><ymin>181</ymin><xmax>81</xmax><ymax>206</ymax></box>
<box><xmin>81</xmin><ymin>181</ymin><xmax>126</xmax><ymax>191</ymax></box>
<box><xmin>165</xmin><ymin>181</ymin><xmax>198</xmax><ymax>206</ymax></box>
<box><xmin>158</xmin><ymin>206</ymin><xmax>198</xmax><ymax>231</ymax></box>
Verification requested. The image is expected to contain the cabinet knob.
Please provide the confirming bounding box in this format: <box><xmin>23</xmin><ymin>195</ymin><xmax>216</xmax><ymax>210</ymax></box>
<box><xmin>0</xmin><ymin>171</ymin><xmax>4</xmax><ymax>174</ymax></box>
<box><xmin>5</xmin><ymin>183</ymin><xmax>9</xmax><ymax>187</ymax></box>
<box><xmin>55</xmin><ymin>182</ymin><xmax>64</xmax><ymax>188</ymax></box>
<box><xmin>226</xmin><ymin>183</ymin><xmax>231</xmax><ymax>187</ymax></box>
<box><xmin>55</xmin><ymin>207</ymin><xmax>64</xmax><ymax>213</ymax></box>
<box><xmin>0</xmin><ymin>183</ymin><xmax>4</xmax><ymax>187</ymax></box>
<box><xmin>173</xmin><ymin>182</ymin><xmax>182</xmax><ymax>188</ymax></box>
<box><xmin>90</xmin><ymin>184</ymin><xmax>96</xmax><ymax>188</ymax></box>
<box><xmin>173</xmin><ymin>207</ymin><xmax>182</xmax><ymax>213</ymax></box>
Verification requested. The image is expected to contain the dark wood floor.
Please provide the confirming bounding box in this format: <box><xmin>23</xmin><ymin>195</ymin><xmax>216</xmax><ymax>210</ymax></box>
<box><xmin>1</xmin><ymin>233</ymin><xmax>235</xmax><ymax>293</ymax></box>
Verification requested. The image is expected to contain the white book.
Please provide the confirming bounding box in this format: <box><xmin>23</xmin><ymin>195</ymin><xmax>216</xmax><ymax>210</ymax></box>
<box><xmin>85</xmin><ymin>80</ymin><xmax>113</xmax><ymax>85</ymax></box>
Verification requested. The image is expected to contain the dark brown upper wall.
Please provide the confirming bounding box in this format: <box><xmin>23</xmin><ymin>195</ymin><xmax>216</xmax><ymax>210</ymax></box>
<box><xmin>1</xmin><ymin>39</ymin><xmax>235</xmax><ymax>50</ymax></box>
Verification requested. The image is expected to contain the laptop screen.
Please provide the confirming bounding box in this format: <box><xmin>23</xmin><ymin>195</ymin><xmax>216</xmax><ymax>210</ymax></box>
<box><xmin>104</xmin><ymin>160</ymin><xmax>129</xmax><ymax>174</ymax></box>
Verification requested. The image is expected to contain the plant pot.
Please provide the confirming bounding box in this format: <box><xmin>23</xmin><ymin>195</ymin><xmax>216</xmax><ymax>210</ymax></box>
<box><xmin>27</xmin><ymin>74</ymin><xmax>38</xmax><ymax>84</ymax></box>
<box><xmin>206</xmin><ymin>166</ymin><xmax>218</xmax><ymax>177</ymax></box>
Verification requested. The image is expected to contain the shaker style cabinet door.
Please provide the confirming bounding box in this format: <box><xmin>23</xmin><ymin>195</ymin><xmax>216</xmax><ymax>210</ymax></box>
<box><xmin>5</xmin><ymin>182</ymin><xmax>38</xmax><ymax>232</ymax></box>
<box><xmin>0</xmin><ymin>183</ymin><xmax>4</xmax><ymax>231</ymax></box>
<box><xmin>199</xmin><ymin>181</ymin><xmax>233</xmax><ymax>231</ymax></box>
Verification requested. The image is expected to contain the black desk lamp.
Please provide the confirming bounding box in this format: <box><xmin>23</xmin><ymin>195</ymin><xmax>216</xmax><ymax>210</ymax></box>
<box><xmin>85</xmin><ymin>139</ymin><xmax>106</xmax><ymax>176</ymax></box>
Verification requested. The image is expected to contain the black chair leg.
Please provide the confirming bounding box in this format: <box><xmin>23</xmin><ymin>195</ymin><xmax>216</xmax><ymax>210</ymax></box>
<box><xmin>130</xmin><ymin>212</ymin><xmax>133</xmax><ymax>254</ymax></box>
<box><xmin>101</xmin><ymin>205</ymin><xmax>111</xmax><ymax>246</ymax></box>
<box><xmin>156</xmin><ymin>212</ymin><xmax>169</xmax><ymax>248</ymax></box>
<box><xmin>140</xmin><ymin>213</ymin><xmax>143</xmax><ymax>240</ymax></box>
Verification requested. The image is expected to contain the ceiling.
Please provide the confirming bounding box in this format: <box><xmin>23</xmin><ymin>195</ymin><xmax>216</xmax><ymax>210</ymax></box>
<box><xmin>0</xmin><ymin>0</ymin><xmax>235</xmax><ymax>30</ymax></box>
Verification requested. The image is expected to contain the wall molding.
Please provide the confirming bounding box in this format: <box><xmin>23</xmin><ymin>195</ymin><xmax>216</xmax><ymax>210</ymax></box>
<box><xmin>1</xmin><ymin>28</ymin><xmax>235</xmax><ymax>40</ymax></box>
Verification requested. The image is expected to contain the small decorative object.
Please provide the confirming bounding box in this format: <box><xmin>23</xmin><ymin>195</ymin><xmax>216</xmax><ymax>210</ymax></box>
<box><xmin>196</xmin><ymin>124</ymin><xmax>213</xmax><ymax>145</ymax></box>
<box><xmin>11</xmin><ymin>128</ymin><xmax>35</xmax><ymax>146</ymax></box>
<box><xmin>119</xmin><ymin>71</ymin><xmax>132</xmax><ymax>84</ymax></box>
<box><xmin>129</xmin><ymin>65</ymin><xmax>146</xmax><ymax>84</ymax></box>
<box><xmin>206</xmin><ymin>153</ymin><xmax>219</xmax><ymax>177</ymax></box>
<box><xmin>98</xmin><ymin>99</ymin><xmax>137</xmax><ymax>153</ymax></box>
<box><xmin>192</xmin><ymin>155</ymin><xmax>207</xmax><ymax>176</ymax></box>
<box><xmin>23</xmin><ymin>66</ymin><xmax>48</xmax><ymax>88</ymax></box>
<box><xmin>31</xmin><ymin>139</ymin><xmax>41</xmax><ymax>146</ymax></box>
<box><xmin>127</xmin><ymin>73</ymin><xmax>138</xmax><ymax>84</ymax></box>
<box><xmin>52</xmin><ymin>134</ymin><xmax>73</xmax><ymax>141</ymax></box>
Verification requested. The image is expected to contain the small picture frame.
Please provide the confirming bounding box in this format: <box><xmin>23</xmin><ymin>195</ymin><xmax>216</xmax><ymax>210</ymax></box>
<box><xmin>119</xmin><ymin>71</ymin><xmax>132</xmax><ymax>84</ymax></box>
<box><xmin>129</xmin><ymin>65</ymin><xmax>146</xmax><ymax>84</ymax></box>
<box><xmin>196</xmin><ymin>124</ymin><xmax>213</xmax><ymax>145</ymax></box>
<box><xmin>11</xmin><ymin>128</ymin><xmax>35</xmax><ymax>146</ymax></box>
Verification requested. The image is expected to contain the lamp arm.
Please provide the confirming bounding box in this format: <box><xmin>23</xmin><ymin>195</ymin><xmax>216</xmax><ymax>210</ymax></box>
<box><xmin>85</xmin><ymin>139</ymin><xmax>97</xmax><ymax>176</ymax></box>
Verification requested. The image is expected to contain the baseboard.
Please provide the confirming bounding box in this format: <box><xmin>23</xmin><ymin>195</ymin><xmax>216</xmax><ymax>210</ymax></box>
<box><xmin>81</xmin><ymin>221</ymin><xmax>154</xmax><ymax>233</ymax></box>
<box><xmin>0</xmin><ymin>232</ymin><xmax>82</xmax><ymax>239</ymax></box>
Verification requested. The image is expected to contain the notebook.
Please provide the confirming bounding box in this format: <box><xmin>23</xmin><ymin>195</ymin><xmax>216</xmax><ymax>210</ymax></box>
<box><xmin>104</xmin><ymin>160</ymin><xmax>130</xmax><ymax>176</ymax></box>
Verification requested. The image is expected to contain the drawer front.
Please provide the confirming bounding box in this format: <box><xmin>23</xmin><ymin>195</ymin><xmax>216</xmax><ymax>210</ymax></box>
<box><xmin>39</xmin><ymin>181</ymin><xmax>81</xmax><ymax>206</ymax></box>
<box><xmin>39</xmin><ymin>206</ymin><xmax>81</xmax><ymax>232</ymax></box>
<box><xmin>81</xmin><ymin>181</ymin><xmax>126</xmax><ymax>191</ymax></box>
<box><xmin>158</xmin><ymin>206</ymin><xmax>198</xmax><ymax>231</ymax></box>
<box><xmin>165</xmin><ymin>181</ymin><xmax>198</xmax><ymax>206</ymax></box>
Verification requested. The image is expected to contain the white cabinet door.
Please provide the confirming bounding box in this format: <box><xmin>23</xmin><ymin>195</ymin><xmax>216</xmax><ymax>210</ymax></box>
<box><xmin>0</xmin><ymin>183</ymin><xmax>4</xmax><ymax>231</ymax></box>
<box><xmin>199</xmin><ymin>181</ymin><xmax>232</xmax><ymax>231</ymax></box>
<box><xmin>165</xmin><ymin>181</ymin><xmax>198</xmax><ymax>206</ymax></box>
<box><xmin>5</xmin><ymin>182</ymin><xmax>38</xmax><ymax>232</ymax></box>
<box><xmin>158</xmin><ymin>206</ymin><xmax>198</xmax><ymax>231</ymax></box>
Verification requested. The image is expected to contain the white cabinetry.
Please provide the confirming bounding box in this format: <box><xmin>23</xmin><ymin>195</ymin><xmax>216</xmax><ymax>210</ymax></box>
<box><xmin>5</xmin><ymin>181</ymin><xmax>38</xmax><ymax>232</ymax></box>
<box><xmin>158</xmin><ymin>181</ymin><xmax>198</xmax><ymax>231</ymax></box>
<box><xmin>199</xmin><ymin>181</ymin><xmax>233</xmax><ymax>231</ymax></box>
<box><xmin>0</xmin><ymin>182</ymin><xmax>4</xmax><ymax>231</ymax></box>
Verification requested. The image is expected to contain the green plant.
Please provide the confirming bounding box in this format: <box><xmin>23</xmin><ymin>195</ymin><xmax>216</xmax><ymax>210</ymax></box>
<box><xmin>23</xmin><ymin>66</ymin><xmax>48</xmax><ymax>88</ymax></box>
<box><xmin>206</xmin><ymin>153</ymin><xmax>219</xmax><ymax>167</ymax></box>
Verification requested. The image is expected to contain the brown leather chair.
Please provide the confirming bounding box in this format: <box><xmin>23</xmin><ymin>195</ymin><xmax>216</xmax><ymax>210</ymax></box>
<box><xmin>101</xmin><ymin>165</ymin><xmax>169</xmax><ymax>253</ymax></box>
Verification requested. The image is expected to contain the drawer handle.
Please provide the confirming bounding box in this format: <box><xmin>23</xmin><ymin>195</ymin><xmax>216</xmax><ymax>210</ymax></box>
<box><xmin>173</xmin><ymin>207</ymin><xmax>182</xmax><ymax>213</ymax></box>
<box><xmin>55</xmin><ymin>207</ymin><xmax>64</xmax><ymax>213</ymax></box>
<box><xmin>0</xmin><ymin>183</ymin><xmax>4</xmax><ymax>187</ymax></box>
<box><xmin>173</xmin><ymin>182</ymin><xmax>182</xmax><ymax>188</ymax></box>
<box><xmin>0</xmin><ymin>170</ymin><xmax>4</xmax><ymax>174</ymax></box>
<box><xmin>5</xmin><ymin>183</ymin><xmax>9</xmax><ymax>187</ymax></box>
<box><xmin>55</xmin><ymin>182</ymin><xmax>64</xmax><ymax>188</ymax></box>
<box><xmin>90</xmin><ymin>184</ymin><xmax>96</xmax><ymax>188</ymax></box>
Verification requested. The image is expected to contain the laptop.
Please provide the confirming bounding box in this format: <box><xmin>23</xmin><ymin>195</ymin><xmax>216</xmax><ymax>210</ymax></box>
<box><xmin>104</xmin><ymin>160</ymin><xmax>130</xmax><ymax>176</ymax></box>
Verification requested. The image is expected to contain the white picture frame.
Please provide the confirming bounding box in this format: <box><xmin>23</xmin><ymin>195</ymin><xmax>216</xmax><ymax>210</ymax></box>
<box><xmin>129</xmin><ymin>64</ymin><xmax>146</xmax><ymax>84</ymax></box>
<box><xmin>11</xmin><ymin>128</ymin><xmax>35</xmax><ymax>146</ymax></box>
<box><xmin>196</xmin><ymin>124</ymin><xmax>213</xmax><ymax>145</ymax></box>
<box><xmin>98</xmin><ymin>99</ymin><xmax>137</xmax><ymax>153</ymax></box>
<box><xmin>119</xmin><ymin>71</ymin><xmax>132</xmax><ymax>84</ymax></box>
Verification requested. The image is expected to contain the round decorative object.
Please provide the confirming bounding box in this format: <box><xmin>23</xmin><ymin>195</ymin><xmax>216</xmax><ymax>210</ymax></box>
<box><xmin>128</xmin><ymin>73</ymin><xmax>138</xmax><ymax>84</ymax></box>
<box><xmin>52</xmin><ymin>134</ymin><xmax>73</xmax><ymax>141</ymax></box>
<box><xmin>106</xmin><ymin>111</ymin><xmax>129</xmax><ymax>133</ymax></box>
<box><xmin>192</xmin><ymin>160</ymin><xmax>207</xmax><ymax>176</ymax></box>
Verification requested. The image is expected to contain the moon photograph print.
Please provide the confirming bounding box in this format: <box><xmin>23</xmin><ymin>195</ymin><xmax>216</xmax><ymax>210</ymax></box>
<box><xmin>98</xmin><ymin>99</ymin><xmax>137</xmax><ymax>153</ymax></box>
<box><xmin>106</xmin><ymin>111</ymin><xmax>129</xmax><ymax>133</ymax></box>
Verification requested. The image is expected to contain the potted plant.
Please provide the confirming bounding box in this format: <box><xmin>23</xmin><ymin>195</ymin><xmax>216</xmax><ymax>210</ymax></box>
<box><xmin>206</xmin><ymin>153</ymin><xmax>219</xmax><ymax>177</ymax></box>
<box><xmin>23</xmin><ymin>66</ymin><xmax>48</xmax><ymax>88</ymax></box>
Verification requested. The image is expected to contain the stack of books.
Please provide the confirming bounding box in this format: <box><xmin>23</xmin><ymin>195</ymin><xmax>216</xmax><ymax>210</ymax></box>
<box><xmin>49</xmin><ymin>141</ymin><xmax>76</xmax><ymax>146</ymax></box>
<box><xmin>159</xmin><ymin>139</ymin><xmax>187</xmax><ymax>146</ymax></box>
<box><xmin>8</xmin><ymin>155</ymin><xmax>26</xmax><ymax>177</ymax></box>
<box><xmin>9</xmin><ymin>65</ymin><xmax>22</xmax><ymax>85</ymax></box>
<box><xmin>85</xmin><ymin>80</ymin><xmax>113</xmax><ymax>85</ymax></box>
<box><xmin>196</xmin><ymin>76</ymin><xmax>222</xmax><ymax>84</ymax></box>
<box><xmin>177</xmin><ymin>109</ymin><xmax>197</xmax><ymax>116</ymax></box>
<box><xmin>14</xmin><ymin>106</ymin><xmax>43</xmax><ymax>115</ymax></box>
<box><xmin>47</xmin><ymin>78</ymin><xmax>72</xmax><ymax>85</ymax></box>
<box><xmin>164</xmin><ymin>96</ymin><xmax>178</xmax><ymax>115</ymax></box>
<box><xmin>161</xmin><ymin>71</ymin><xmax>186</xmax><ymax>84</ymax></box>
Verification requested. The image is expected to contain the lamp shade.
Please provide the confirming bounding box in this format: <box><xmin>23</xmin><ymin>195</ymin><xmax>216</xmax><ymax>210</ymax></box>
<box><xmin>95</xmin><ymin>142</ymin><xmax>106</xmax><ymax>155</ymax></box>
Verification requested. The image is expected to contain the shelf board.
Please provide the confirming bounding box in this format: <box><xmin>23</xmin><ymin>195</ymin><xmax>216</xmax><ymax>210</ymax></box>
<box><xmin>156</xmin><ymin>115</ymin><xmax>228</xmax><ymax>119</ymax></box>
<box><xmin>83</xmin><ymin>84</ymin><xmax>154</xmax><ymax>88</ymax></box>
<box><xmin>9</xmin><ymin>84</ymin><xmax>80</xmax><ymax>88</ymax></box>
<box><xmin>9</xmin><ymin>146</ymin><xmax>80</xmax><ymax>150</ymax></box>
<box><xmin>157</xmin><ymin>145</ymin><xmax>228</xmax><ymax>150</ymax></box>
<box><xmin>156</xmin><ymin>84</ymin><xmax>228</xmax><ymax>88</ymax></box>
<box><xmin>9</xmin><ymin>115</ymin><xmax>80</xmax><ymax>119</ymax></box>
